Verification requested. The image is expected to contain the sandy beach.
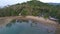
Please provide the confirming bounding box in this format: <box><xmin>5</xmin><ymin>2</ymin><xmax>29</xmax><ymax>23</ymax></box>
<box><xmin>26</xmin><ymin>16</ymin><xmax>57</xmax><ymax>24</ymax></box>
<box><xmin>0</xmin><ymin>16</ymin><xmax>57</xmax><ymax>26</ymax></box>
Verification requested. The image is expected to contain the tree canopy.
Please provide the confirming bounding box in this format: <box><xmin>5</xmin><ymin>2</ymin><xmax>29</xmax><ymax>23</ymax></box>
<box><xmin>0</xmin><ymin>0</ymin><xmax>60</xmax><ymax>23</ymax></box>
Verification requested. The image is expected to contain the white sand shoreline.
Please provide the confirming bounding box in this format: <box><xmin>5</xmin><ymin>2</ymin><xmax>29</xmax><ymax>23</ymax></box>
<box><xmin>0</xmin><ymin>16</ymin><xmax>57</xmax><ymax>26</ymax></box>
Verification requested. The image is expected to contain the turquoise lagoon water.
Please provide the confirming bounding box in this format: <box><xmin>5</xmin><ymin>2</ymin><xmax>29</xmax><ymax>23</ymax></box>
<box><xmin>0</xmin><ymin>20</ymin><xmax>56</xmax><ymax>34</ymax></box>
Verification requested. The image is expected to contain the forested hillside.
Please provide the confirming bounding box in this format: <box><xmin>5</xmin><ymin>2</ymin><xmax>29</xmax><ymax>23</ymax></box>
<box><xmin>0</xmin><ymin>0</ymin><xmax>60</xmax><ymax>23</ymax></box>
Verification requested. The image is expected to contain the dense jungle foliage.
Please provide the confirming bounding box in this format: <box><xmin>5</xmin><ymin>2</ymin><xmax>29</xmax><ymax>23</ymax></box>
<box><xmin>0</xmin><ymin>0</ymin><xmax>60</xmax><ymax>23</ymax></box>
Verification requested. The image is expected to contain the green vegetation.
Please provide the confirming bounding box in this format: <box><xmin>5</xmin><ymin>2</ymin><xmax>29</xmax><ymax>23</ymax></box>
<box><xmin>0</xmin><ymin>0</ymin><xmax>60</xmax><ymax>23</ymax></box>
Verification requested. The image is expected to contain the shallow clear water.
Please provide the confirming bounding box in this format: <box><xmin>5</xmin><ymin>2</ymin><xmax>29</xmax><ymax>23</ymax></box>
<box><xmin>0</xmin><ymin>20</ymin><xmax>56</xmax><ymax>34</ymax></box>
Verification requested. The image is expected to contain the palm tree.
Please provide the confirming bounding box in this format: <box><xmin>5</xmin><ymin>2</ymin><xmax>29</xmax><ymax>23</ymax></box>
<box><xmin>30</xmin><ymin>0</ymin><xmax>39</xmax><ymax>1</ymax></box>
<box><xmin>30</xmin><ymin>0</ymin><xmax>39</xmax><ymax>2</ymax></box>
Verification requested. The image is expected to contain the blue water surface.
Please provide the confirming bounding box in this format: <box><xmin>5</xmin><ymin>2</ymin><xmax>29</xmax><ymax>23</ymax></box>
<box><xmin>0</xmin><ymin>20</ymin><xmax>56</xmax><ymax>34</ymax></box>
